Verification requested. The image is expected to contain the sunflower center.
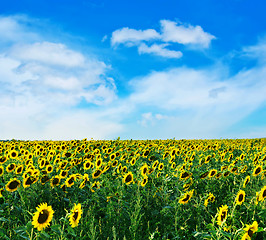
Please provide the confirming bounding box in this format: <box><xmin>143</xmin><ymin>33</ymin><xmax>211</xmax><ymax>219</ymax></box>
<box><xmin>53</xmin><ymin>178</ymin><xmax>59</xmax><ymax>185</ymax></box>
<box><xmin>255</xmin><ymin>167</ymin><xmax>261</xmax><ymax>174</ymax></box>
<box><xmin>73</xmin><ymin>211</ymin><xmax>79</xmax><ymax>221</ymax></box>
<box><xmin>9</xmin><ymin>180</ymin><xmax>19</xmax><ymax>189</ymax></box>
<box><xmin>221</xmin><ymin>211</ymin><xmax>226</xmax><ymax>221</ymax></box>
<box><xmin>38</xmin><ymin>210</ymin><xmax>49</xmax><ymax>224</ymax></box>
<box><xmin>26</xmin><ymin>177</ymin><xmax>34</xmax><ymax>185</ymax></box>
<box><xmin>181</xmin><ymin>172</ymin><xmax>189</xmax><ymax>178</ymax></box>
<box><xmin>125</xmin><ymin>174</ymin><xmax>132</xmax><ymax>182</ymax></box>
<box><xmin>94</xmin><ymin>170</ymin><xmax>101</xmax><ymax>177</ymax></box>
<box><xmin>68</xmin><ymin>177</ymin><xmax>74</xmax><ymax>184</ymax></box>
<box><xmin>182</xmin><ymin>194</ymin><xmax>190</xmax><ymax>202</ymax></box>
<box><xmin>248</xmin><ymin>229</ymin><xmax>254</xmax><ymax>237</ymax></box>
<box><xmin>238</xmin><ymin>194</ymin><xmax>244</xmax><ymax>202</ymax></box>
<box><xmin>263</xmin><ymin>190</ymin><xmax>266</xmax><ymax>198</ymax></box>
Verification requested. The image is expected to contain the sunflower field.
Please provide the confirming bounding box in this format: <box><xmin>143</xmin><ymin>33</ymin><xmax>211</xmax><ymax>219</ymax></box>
<box><xmin>0</xmin><ymin>138</ymin><xmax>265</xmax><ymax>239</ymax></box>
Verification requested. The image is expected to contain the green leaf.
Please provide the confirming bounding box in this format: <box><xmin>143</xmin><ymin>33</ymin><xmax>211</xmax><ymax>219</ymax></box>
<box><xmin>40</xmin><ymin>231</ymin><xmax>50</xmax><ymax>239</ymax></box>
<box><xmin>256</xmin><ymin>227</ymin><xmax>265</xmax><ymax>233</ymax></box>
<box><xmin>193</xmin><ymin>231</ymin><xmax>212</xmax><ymax>239</ymax></box>
<box><xmin>220</xmin><ymin>230</ymin><xmax>232</xmax><ymax>238</ymax></box>
<box><xmin>0</xmin><ymin>217</ymin><xmax>9</xmax><ymax>222</ymax></box>
<box><xmin>14</xmin><ymin>226</ymin><xmax>26</xmax><ymax>234</ymax></box>
<box><xmin>51</xmin><ymin>224</ymin><xmax>61</xmax><ymax>234</ymax></box>
<box><xmin>67</xmin><ymin>226</ymin><xmax>77</xmax><ymax>237</ymax></box>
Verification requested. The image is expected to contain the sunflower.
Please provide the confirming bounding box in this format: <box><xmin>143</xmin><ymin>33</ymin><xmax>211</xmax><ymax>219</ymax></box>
<box><xmin>215</xmin><ymin>172</ymin><xmax>222</xmax><ymax>179</ymax></box>
<box><xmin>241</xmin><ymin>165</ymin><xmax>248</xmax><ymax>173</ymax></box>
<box><xmin>235</xmin><ymin>190</ymin><xmax>245</xmax><ymax>205</ymax></box>
<box><xmin>5</xmin><ymin>178</ymin><xmax>21</xmax><ymax>192</ymax></box>
<box><xmin>258</xmin><ymin>185</ymin><xmax>266</xmax><ymax>202</ymax></box>
<box><xmin>79</xmin><ymin>174</ymin><xmax>89</xmax><ymax>189</ymax></box>
<box><xmin>0</xmin><ymin>188</ymin><xmax>4</xmax><ymax>197</ymax></box>
<box><xmin>46</xmin><ymin>164</ymin><xmax>53</xmax><ymax>174</ymax></box>
<box><xmin>252</xmin><ymin>165</ymin><xmax>262</xmax><ymax>177</ymax></box>
<box><xmin>241</xmin><ymin>221</ymin><xmax>258</xmax><ymax>240</ymax></box>
<box><xmin>23</xmin><ymin>176</ymin><xmax>37</xmax><ymax>188</ymax></box>
<box><xmin>0</xmin><ymin>156</ymin><xmax>7</xmax><ymax>164</ymax></box>
<box><xmin>180</xmin><ymin>171</ymin><xmax>191</xmax><ymax>180</ymax></box>
<box><xmin>50</xmin><ymin>176</ymin><xmax>61</xmax><ymax>188</ymax></box>
<box><xmin>158</xmin><ymin>163</ymin><xmax>164</xmax><ymax>171</ymax></box>
<box><xmin>140</xmin><ymin>177</ymin><xmax>148</xmax><ymax>187</ymax></box>
<box><xmin>221</xmin><ymin>165</ymin><xmax>228</xmax><ymax>171</ymax></box>
<box><xmin>179</xmin><ymin>189</ymin><xmax>194</xmax><ymax>204</ymax></box>
<box><xmin>110</xmin><ymin>153</ymin><xmax>116</xmax><ymax>161</ymax></box>
<box><xmin>152</xmin><ymin>160</ymin><xmax>159</xmax><ymax>169</ymax></box>
<box><xmin>15</xmin><ymin>165</ymin><xmax>24</xmax><ymax>175</ymax></box>
<box><xmin>90</xmin><ymin>181</ymin><xmax>100</xmax><ymax>192</ymax></box>
<box><xmin>40</xmin><ymin>175</ymin><xmax>50</xmax><ymax>185</ymax></box>
<box><xmin>130</xmin><ymin>158</ymin><xmax>136</xmax><ymax>166</ymax></box>
<box><xmin>96</xmin><ymin>158</ymin><xmax>102</xmax><ymax>168</ymax></box>
<box><xmin>140</xmin><ymin>164</ymin><xmax>149</xmax><ymax>177</ymax></box>
<box><xmin>32</xmin><ymin>203</ymin><xmax>54</xmax><ymax>231</ymax></box>
<box><xmin>59</xmin><ymin>170</ymin><xmax>68</xmax><ymax>179</ymax></box>
<box><xmin>243</xmin><ymin>176</ymin><xmax>250</xmax><ymax>188</ymax></box>
<box><xmin>200</xmin><ymin>171</ymin><xmax>209</xmax><ymax>179</ymax></box>
<box><xmin>204</xmin><ymin>193</ymin><xmax>215</xmax><ymax>207</ymax></box>
<box><xmin>92</xmin><ymin>169</ymin><xmax>102</xmax><ymax>179</ymax></box>
<box><xmin>83</xmin><ymin>161</ymin><xmax>91</xmax><ymax>170</ymax></box>
<box><xmin>217</xmin><ymin>205</ymin><xmax>228</xmax><ymax>226</ymax></box>
<box><xmin>68</xmin><ymin>203</ymin><xmax>83</xmax><ymax>228</ymax></box>
<box><xmin>223</xmin><ymin>171</ymin><xmax>230</xmax><ymax>177</ymax></box>
<box><xmin>208</xmin><ymin>169</ymin><xmax>217</xmax><ymax>178</ymax></box>
<box><xmin>9</xmin><ymin>150</ymin><xmax>18</xmax><ymax>159</ymax></box>
<box><xmin>112</xmin><ymin>160</ymin><xmax>118</xmax><ymax>167</ymax></box>
<box><xmin>0</xmin><ymin>166</ymin><xmax>4</xmax><ymax>176</ymax></box>
<box><xmin>65</xmin><ymin>175</ymin><xmax>76</xmax><ymax>187</ymax></box>
<box><xmin>123</xmin><ymin>172</ymin><xmax>134</xmax><ymax>185</ymax></box>
<box><xmin>6</xmin><ymin>163</ymin><xmax>16</xmax><ymax>173</ymax></box>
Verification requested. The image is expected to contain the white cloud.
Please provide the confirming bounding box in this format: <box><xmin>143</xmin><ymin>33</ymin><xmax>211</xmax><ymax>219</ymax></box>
<box><xmin>242</xmin><ymin>37</ymin><xmax>266</xmax><ymax>64</ymax></box>
<box><xmin>138</xmin><ymin>43</ymin><xmax>183</xmax><ymax>58</ymax></box>
<box><xmin>0</xmin><ymin>15</ymin><xmax>39</xmax><ymax>44</ymax></box>
<box><xmin>111</xmin><ymin>27</ymin><xmax>160</xmax><ymax>46</ymax></box>
<box><xmin>10</xmin><ymin>42</ymin><xmax>86</xmax><ymax>67</ymax></box>
<box><xmin>160</xmin><ymin>20</ymin><xmax>216</xmax><ymax>48</ymax></box>
<box><xmin>0</xmin><ymin>15</ymin><xmax>121</xmax><ymax>140</ymax></box>
<box><xmin>127</xmin><ymin>57</ymin><xmax>266</xmax><ymax>138</ymax></box>
<box><xmin>110</xmin><ymin>19</ymin><xmax>216</xmax><ymax>58</ymax></box>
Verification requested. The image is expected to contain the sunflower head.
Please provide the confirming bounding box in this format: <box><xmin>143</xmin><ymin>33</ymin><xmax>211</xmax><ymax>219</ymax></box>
<box><xmin>68</xmin><ymin>203</ymin><xmax>83</xmax><ymax>228</ymax></box>
<box><xmin>32</xmin><ymin>203</ymin><xmax>54</xmax><ymax>231</ymax></box>
<box><xmin>235</xmin><ymin>190</ymin><xmax>245</xmax><ymax>205</ymax></box>
<box><xmin>259</xmin><ymin>185</ymin><xmax>266</xmax><ymax>202</ymax></box>
<box><xmin>217</xmin><ymin>205</ymin><xmax>228</xmax><ymax>226</ymax></box>
<box><xmin>123</xmin><ymin>172</ymin><xmax>134</xmax><ymax>185</ymax></box>
<box><xmin>6</xmin><ymin>178</ymin><xmax>21</xmax><ymax>192</ymax></box>
<box><xmin>243</xmin><ymin>221</ymin><xmax>258</xmax><ymax>239</ymax></box>
<box><xmin>252</xmin><ymin>165</ymin><xmax>263</xmax><ymax>177</ymax></box>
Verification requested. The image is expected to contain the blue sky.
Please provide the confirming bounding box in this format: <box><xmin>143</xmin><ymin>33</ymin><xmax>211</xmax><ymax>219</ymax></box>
<box><xmin>0</xmin><ymin>0</ymin><xmax>266</xmax><ymax>140</ymax></box>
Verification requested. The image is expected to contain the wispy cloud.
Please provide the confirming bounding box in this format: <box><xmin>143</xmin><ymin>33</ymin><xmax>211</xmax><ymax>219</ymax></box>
<box><xmin>138</xmin><ymin>43</ymin><xmax>183</xmax><ymax>58</ymax></box>
<box><xmin>0</xmin><ymin>15</ymin><xmax>121</xmax><ymax>140</ymax></box>
<box><xmin>160</xmin><ymin>20</ymin><xmax>215</xmax><ymax>48</ymax></box>
<box><xmin>111</xmin><ymin>27</ymin><xmax>160</xmax><ymax>46</ymax></box>
<box><xmin>111</xmin><ymin>19</ymin><xmax>215</xmax><ymax>58</ymax></box>
<box><xmin>125</xmin><ymin>44</ymin><xmax>266</xmax><ymax>138</ymax></box>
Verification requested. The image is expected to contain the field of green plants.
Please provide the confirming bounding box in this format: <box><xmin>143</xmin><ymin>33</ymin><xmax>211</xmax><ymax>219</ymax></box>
<box><xmin>0</xmin><ymin>138</ymin><xmax>265</xmax><ymax>239</ymax></box>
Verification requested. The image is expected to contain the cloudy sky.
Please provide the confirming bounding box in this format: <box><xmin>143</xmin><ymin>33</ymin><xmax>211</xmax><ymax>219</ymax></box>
<box><xmin>0</xmin><ymin>0</ymin><xmax>266</xmax><ymax>140</ymax></box>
